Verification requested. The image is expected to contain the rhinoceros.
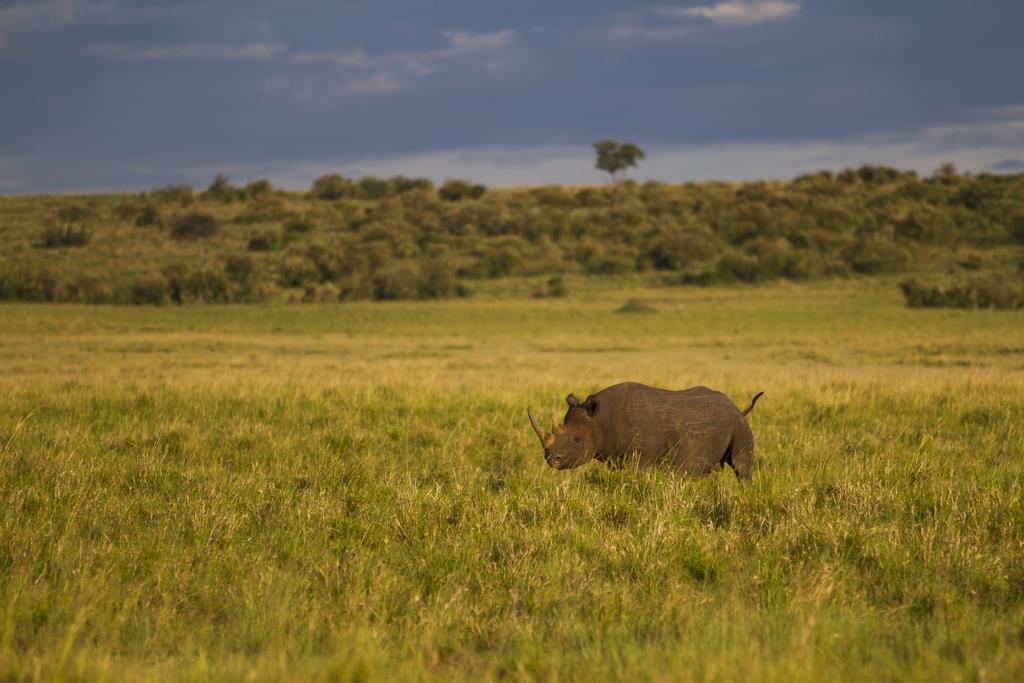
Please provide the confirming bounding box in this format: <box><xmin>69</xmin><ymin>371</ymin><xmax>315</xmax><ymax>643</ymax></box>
<box><xmin>528</xmin><ymin>382</ymin><xmax>763</xmax><ymax>480</ymax></box>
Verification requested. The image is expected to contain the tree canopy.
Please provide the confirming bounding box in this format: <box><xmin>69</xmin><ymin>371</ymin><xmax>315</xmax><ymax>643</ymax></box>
<box><xmin>592</xmin><ymin>140</ymin><xmax>646</xmax><ymax>183</ymax></box>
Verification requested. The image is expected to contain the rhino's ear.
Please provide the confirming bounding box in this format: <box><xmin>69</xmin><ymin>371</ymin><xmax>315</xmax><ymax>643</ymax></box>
<box><xmin>584</xmin><ymin>397</ymin><xmax>598</xmax><ymax>417</ymax></box>
<box><xmin>566</xmin><ymin>394</ymin><xmax>581</xmax><ymax>408</ymax></box>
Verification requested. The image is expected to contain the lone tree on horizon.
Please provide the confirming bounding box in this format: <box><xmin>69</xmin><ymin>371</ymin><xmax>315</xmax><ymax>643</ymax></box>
<box><xmin>592</xmin><ymin>140</ymin><xmax>645</xmax><ymax>184</ymax></box>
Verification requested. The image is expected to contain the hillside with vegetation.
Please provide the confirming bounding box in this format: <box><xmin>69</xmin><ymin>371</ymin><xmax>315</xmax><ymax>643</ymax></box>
<box><xmin>1</xmin><ymin>166</ymin><xmax>1022</xmax><ymax>306</ymax></box>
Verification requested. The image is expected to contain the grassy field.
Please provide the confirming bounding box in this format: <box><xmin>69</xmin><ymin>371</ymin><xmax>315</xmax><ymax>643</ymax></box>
<box><xmin>1</xmin><ymin>278</ymin><xmax>1023</xmax><ymax>681</ymax></box>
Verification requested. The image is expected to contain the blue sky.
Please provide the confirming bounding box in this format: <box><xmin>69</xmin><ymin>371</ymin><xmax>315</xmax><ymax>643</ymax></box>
<box><xmin>1</xmin><ymin>0</ymin><xmax>1023</xmax><ymax>192</ymax></box>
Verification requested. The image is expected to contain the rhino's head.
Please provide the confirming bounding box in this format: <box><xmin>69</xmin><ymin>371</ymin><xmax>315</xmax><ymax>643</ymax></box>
<box><xmin>528</xmin><ymin>394</ymin><xmax>599</xmax><ymax>470</ymax></box>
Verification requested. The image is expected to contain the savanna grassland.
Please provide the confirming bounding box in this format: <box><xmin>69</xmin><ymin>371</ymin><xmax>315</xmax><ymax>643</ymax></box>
<box><xmin>2</xmin><ymin>278</ymin><xmax>1023</xmax><ymax>681</ymax></box>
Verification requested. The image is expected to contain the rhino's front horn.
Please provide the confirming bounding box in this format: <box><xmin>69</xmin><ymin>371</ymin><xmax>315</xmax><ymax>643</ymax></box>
<box><xmin>528</xmin><ymin>408</ymin><xmax>554</xmax><ymax>448</ymax></box>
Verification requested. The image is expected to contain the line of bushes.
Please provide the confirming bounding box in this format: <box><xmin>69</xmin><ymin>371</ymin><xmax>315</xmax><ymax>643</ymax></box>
<box><xmin>3</xmin><ymin>165</ymin><xmax>1024</xmax><ymax>303</ymax></box>
<box><xmin>0</xmin><ymin>251</ymin><xmax>474</xmax><ymax>305</ymax></box>
<box><xmin>900</xmin><ymin>274</ymin><xmax>1024</xmax><ymax>310</ymax></box>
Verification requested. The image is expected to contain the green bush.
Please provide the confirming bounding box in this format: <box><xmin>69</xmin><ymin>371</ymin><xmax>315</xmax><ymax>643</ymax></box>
<box><xmin>38</xmin><ymin>224</ymin><xmax>91</xmax><ymax>248</ymax></box>
<box><xmin>372</xmin><ymin>262</ymin><xmax>420</xmax><ymax>300</ymax></box>
<box><xmin>0</xmin><ymin>265</ymin><xmax>62</xmax><ymax>301</ymax></box>
<box><xmin>358</xmin><ymin>176</ymin><xmax>393</xmax><ymax>200</ymax></box>
<box><xmin>439</xmin><ymin>179</ymin><xmax>487</xmax><ymax>202</ymax></box>
<box><xmin>244</xmin><ymin>179</ymin><xmax>273</xmax><ymax>197</ymax></box>
<box><xmin>223</xmin><ymin>254</ymin><xmax>256</xmax><ymax>283</ymax></box>
<box><xmin>235</xmin><ymin>197</ymin><xmax>289</xmax><ymax>224</ymax></box>
<box><xmin>276</xmin><ymin>252</ymin><xmax>320</xmax><ymax>288</ymax></box>
<box><xmin>311</xmin><ymin>174</ymin><xmax>353</xmax><ymax>200</ymax></box>
<box><xmin>170</xmin><ymin>211</ymin><xmax>218</xmax><ymax>242</ymax></box>
<box><xmin>646</xmin><ymin>229</ymin><xmax>719</xmax><ymax>270</ymax></box>
<box><xmin>418</xmin><ymin>256</ymin><xmax>460</xmax><ymax>299</ymax></box>
<box><xmin>63</xmin><ymin>275</ymin><xmax>113</xmax><ymax>304</ymax></box>
<box><xmin>247</xmin><ymin>231</ymin><xmax>280</xmax><ymax>252</ymax></box>
<box><xmin>716</xmin><ymin>253</ymin><xmax>762</xmax><ymax>283</ymax></box>
<box><xmin>900</xmin><ymin>274</ymin><xmax>1024</xmax><ymax>309</ymax></box>
<box><xmin>535</xmin><ymin>275</ymin><xmax>567</xmax><ymax>298</ymax></box>
<box><xmin>182</xmin><ymin>267</ymin><xmax>232</xmax><ymax>303</ymax></box>
<box><xmin>284</xmin><ymin>216</ymin><xmax>316</xmax><ymax>235</ymax></box>
<box><xmin>129</xmin><ymin>275</ymin><xmax>170</xmax><ymax>305</ymax></box>
<box><xmin>303</xmin><ymin>282</ymin><xmax>341</xmax><ymax>303</ymax></box>
<box><xmin>134</xmin><ymin>204</ymin><xmax>163</xmax><ymax>228</ymax></box>
<box><xmin>205</xmin><ymin>174</ymin><xmax>241</xmax><ymax>202</ymax></box>
<box><xmin>150</xmin><ymin>184</ymin><xmax>195</xmax><ymax>205</ymax></box>
<box><xmin>844</xmin><ymin>235</ymin><xmax>911</xmax><ymax>274</ymax></box>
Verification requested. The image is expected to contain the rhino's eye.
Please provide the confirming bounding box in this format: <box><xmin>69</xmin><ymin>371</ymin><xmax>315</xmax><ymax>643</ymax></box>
<box><xmin>572</xmin><ymin>436</ymin><xmax>582</xmax><ymax>444</ymax></box>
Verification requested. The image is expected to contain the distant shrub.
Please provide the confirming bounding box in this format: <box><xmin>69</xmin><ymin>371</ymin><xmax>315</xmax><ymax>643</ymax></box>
<box><xmin>235</xmin><ymin>197</ymin><xmax>289</xmax><ymax>224</ymax></box>
<box><xmin>575</xmin><ymin>187</ymin><xmax>610</xmax><ymax>207</ymax></box>
<box><xmin>304</xmin><ymin>243</ymin><xmax>348</xmax><ymax>281</ymax></box>
<box><xmin>617</xmin><ymin>299</ymin><xmax>657</xmax><ymax>314</ymax></box>
<box><xmin>276</xmin><ymin>252</ymin><xmax>320</xmax><ymax>288</ymax></box>
<box><xmin>149</xmin><ymin>184</ymin><xmax>195</xmax><ymax>205</ymax></box>
<box><xmin>244</xmin><ymin>179</ymin><xmax>273</xmax><ymax>197</ymax></box>
<box><xmin>646</xmin><ymin>229</ymin><xmax>719</xmax><ymax>270</ymax></box>
<box><xmin>535</xmin><ymin>275</ymin><xmax>567</xmax><ymax>298</ymax></box>
<box><xmin>390</xmin><ymin>176</ymin><xmax>434</xmax><ymax>193</ymax></box>
<box><xmin>716</xmin><ymin>253</ymin><xmax>761</xmax><ymax>283</ymax></box>
<box><xmin>855</xmin><ymin>164</ymin><xmax>902</xmax><ymax>184</ymax></box>
<box><xmin>418</xmin><ymin>256</ymin><xmax>460</xmax><ymax>299</ymax></box>
<box><xmin>182</xmin><ymin>267</ymin><xmax>232</xmax><ymax>303</ymax></box>
<box><xmin>129</xmin><ymin>275</ymin><xmax>170</xmax><ymax>305</ymax></box>
<box><xmin>205</xmin><ymin>174</ymin><xmax>240</xmax><ymax>202</ymax></box>
<box><xmin>38</xmin><ymin>223</ymin><xmax>91</xmax><ymax>248</ymax></box>
<box><xmin>666</xmin><ymin>268</ymin><xmax>721</xmax><ymax>287</ymax></box>
<box><xmin>303</xmin><ymin>282</ymin><xmax>341</xmax><ymax>303</ymax></box>
<box><xmin>530</xmin><ymin>186</ymin><xmax>574</xmax><ymax>209</ymax></box>
<box><xmin>63</xmin><ymin>275</ymin><xmax>113</xmax><ymax>304</ymax></box>
<box><xmin>439</xmin><ymin>179</ymin><xmax>487</xmax><ymax>202</ymax></box>
<box><xmin>462</xmin><ymin>238</ymin><xmax>528</xmax><ymax>278</ymax></box>
<box><xmin>247</xmin><ymin>230</ymin><xmax>280</xmax><ymax>252</ymax></box>
<box><xmin>585</xmin><ymin>247</ymin><xmax>636</xmax><ymax>276</ymax></box>
<box><xmin>37</xmin><ymin>205</ymin><xmax>93</xmax><ymax>248</ymax></box>
<box><xmin>0</xmin><ymin>264</ymin><xmax>62</xmax><ymax>301</ymax></box>
<box><xmin>170</xmin><ymin>211</ymin><xmax>218</xmax><ymax>242</ymax></box>
<box><xmin>372</xmin><ymin>262</ymin><xmax>420</xmax><ymax>300</ymax></box>
<box><xmin>284</xmin><ymin>216</ymin><xmax>315</xmax><ymax>235</ymax></box>
<box><xmin>900</xmin><ymin>275</ymin><xmax>1024</xmax><ymax>310</ymax></box>
<box><xmin>843</xmin><ymin>236</ymin><xmax>910</xmax><ymax>274</ymax></box>
<box><xmin>223</xmin><ymin>253</ymin><xmax>255</xmax><ymax>283</ymax></box>
<box><xmin>311</xmin><ymin>174</ymin><xmax>353</xmax><ymax>200</ymax></box>
<box><xmin>134</xmin><ymin>203</ymin><xmax>163</xmax><ymax>228</ymax></box>
<box><xmin>358</xmin><ymin>176</ymin><xmax>393</xmax><ymax>200</ymax></box>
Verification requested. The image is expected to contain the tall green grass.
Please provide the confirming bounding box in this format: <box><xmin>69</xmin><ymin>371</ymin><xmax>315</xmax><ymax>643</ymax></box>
<box><xmin>1</xmin><ymin>280</ymin><xmax>1023</xmax><ymax>681</ymax></box>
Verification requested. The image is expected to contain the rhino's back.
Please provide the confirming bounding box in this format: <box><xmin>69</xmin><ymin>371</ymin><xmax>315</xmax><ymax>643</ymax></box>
<box><xmin>595</xmin><ymin>382</ymin><xmax>739</xmax><ymax>471</ymax></box>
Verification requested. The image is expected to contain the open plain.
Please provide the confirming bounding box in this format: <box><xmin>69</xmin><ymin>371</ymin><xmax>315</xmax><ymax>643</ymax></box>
<box><xmin>1</xmin><ymin>278</ymin><xmax>1023</xmax><ymax>681</ymax></box>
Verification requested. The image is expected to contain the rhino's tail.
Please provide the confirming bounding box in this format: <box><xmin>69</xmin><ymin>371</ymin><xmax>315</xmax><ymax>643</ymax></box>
<box><xmin>741</xmin><ymin>391</ymin><xmax>764</xmax><ymax>416</ymax></box>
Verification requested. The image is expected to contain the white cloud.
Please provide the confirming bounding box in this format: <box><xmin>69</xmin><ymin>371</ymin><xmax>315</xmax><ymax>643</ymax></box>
<box><xmin>290</xmin><ymin>49</ymin><xmax>370</xmax><ymax>68</ymax></box>
<box><xmin>664</xmin><ymin>1</ymin><xmax>800</xmax><ymax>26</ymax></box>
<box><xmin>442</xmin><ymin>29</ymin><xmax>517</xmax><ymax>52</ymax></box>
<box><xmin>256</xmin><ymin>28</ymin><xmax>518</xmax><ymax>100</ymax></box>
<box><xmin>980</xmin><ymin>103</ymin><xmax>1024</xmax><ymax>120</ymax></box>
<box><xmin>87</xmin><ymin>27</ymin><xmax>517</xmax><ymax>101</ymax></box>
<box><xmin>614</xmin><ymin>2</ymin><xmax>799</xmax><ymax>41</ymax></box>
<box><xmin>91</xmin><ymin>41</ymin><xmax>287</xmax><ymax>62</ymax></box>
<box><xmin>0</xmin><ymin>0</ymin><xmax>110</xmax><ymax>48</ymax></box>
<box><xmin>330</xmin><ymin>71</ymin><xmax>403</xmax><ymax>96</ymax></box>
<box><xmin>610</xmin><ymin>24</ymin><xmax>693</xmax><ymax>42</ymax></box>
<box><xmin>0</xmin><ymin>0</ymin><xmax>96</xmax><ymax>28</ymax></box>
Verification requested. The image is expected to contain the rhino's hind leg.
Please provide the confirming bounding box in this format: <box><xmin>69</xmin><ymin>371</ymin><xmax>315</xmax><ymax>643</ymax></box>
<box><xmin>724</xmin><ymin>418</ymin><xmax>754</xmax><ymax>481</ymax></box>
